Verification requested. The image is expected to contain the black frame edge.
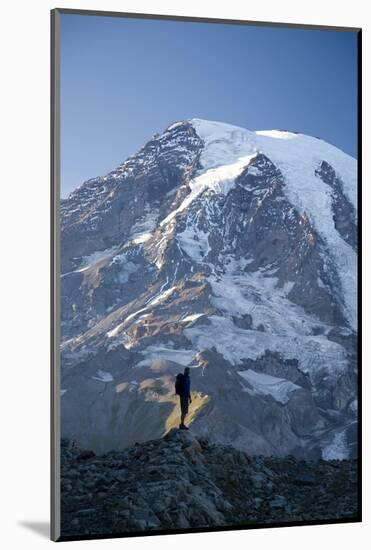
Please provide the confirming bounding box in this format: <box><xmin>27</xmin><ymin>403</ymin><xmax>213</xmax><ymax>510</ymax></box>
<box><xmin>57</xmin><ymin>516</ymin><xmax>362</xmax><ymax>543</ymax></box>
<box><xmin>53</xmin><ymin>7</ymin><xmax>361</xmax><ymax>32</ymax></box>
<box><xmin>356</xmin><ymin>27</ymin><xmax>362</xmax><ymax>522</ymax></box>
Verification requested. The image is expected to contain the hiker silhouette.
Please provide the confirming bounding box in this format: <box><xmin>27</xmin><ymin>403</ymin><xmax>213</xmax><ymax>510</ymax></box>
<box><xmin>175</xmin><ymin>367</ymin><xmax>192</xmax><ymax>430</ymax></box>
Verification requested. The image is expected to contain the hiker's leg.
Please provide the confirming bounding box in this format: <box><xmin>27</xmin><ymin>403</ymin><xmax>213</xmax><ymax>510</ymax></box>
<box><xmin>180</xmin><ymin>397</ymin><xmax>185</xmax><ymax>426</ymax></box>
<box><xmin>180</xmin><ymin>396</ymin><xmax>187</xmax><ymax>426</ymax></box>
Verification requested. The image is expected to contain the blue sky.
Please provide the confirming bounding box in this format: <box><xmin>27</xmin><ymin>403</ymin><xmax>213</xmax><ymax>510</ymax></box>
<box><xmin>60</xmin><ymin>14</ymin><xmax>358</xmax><ymax>197</ymax></box>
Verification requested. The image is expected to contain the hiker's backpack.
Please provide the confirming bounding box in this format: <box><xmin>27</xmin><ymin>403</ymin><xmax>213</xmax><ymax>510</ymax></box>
<box><xmin>175</xmin><ymin>373</ymin><xmax>184</xmax><ymax>395</ymax></box>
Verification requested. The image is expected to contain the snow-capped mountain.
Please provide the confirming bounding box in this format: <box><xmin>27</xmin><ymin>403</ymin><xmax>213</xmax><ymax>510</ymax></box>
<box><xmin>60</xmin><ymin>119</ymin><xmax>358</xmax><ymax>459</ymax></box>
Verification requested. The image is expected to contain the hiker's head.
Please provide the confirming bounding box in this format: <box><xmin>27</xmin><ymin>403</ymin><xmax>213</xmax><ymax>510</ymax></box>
<box><xmin>184</xmin><ymin>367</ymin><xmax>190</xmax><ymax>376</ymax></box>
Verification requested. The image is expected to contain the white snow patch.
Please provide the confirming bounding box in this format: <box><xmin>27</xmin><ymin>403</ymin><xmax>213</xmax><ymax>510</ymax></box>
<box><xmin>209</xmin><ymin>258</ymin><xmax>327</xmax><ymax>338</ymax></box>
<box><xmin>106</xmin><ymin>284</ymin><xmax>176</xmax><ymax>341</ymax></box>
<box><xmin>256</xmin><ymin>129</ymin><xmax>298</xmax><ymax>141</ymax></box>
<box><xmin>77</xmin><ymin>246</ymin><xmax>119</xmax><ymax>272</ymax></box>
<box><xmin>107</xmin><ymin>322</ymin><xmax>125</xmax><ymax>338</ymax></box>
<box><xmin>317</xmin><ymin>277</ymin><xmax>326</xmax><ymax>289</ymax></box>
<box><xmin>92</xmin><ymin>370</ymin><xmax>114</xmax><ymax>383</ymax></box>
<box><xmin>124</xmin><ymin>306</ymin><xmax>149</xmax><ymax>325</ymax></box>
<box><xmin>135</xmin><ymin>313</ymin><xmax>150</xmax><ymax>323</ymax></box>
<box><xmin>238</xmin><ymin>369</ymin><xmax>301</xmax><ymax>404</ymax></box>
<box><xmin>190</xmin><ymin>118</ymin><xmax>257</xmax><ymax>169</ymax></box>
<box><xmin>177</xmin><ymin>226</ymin><xmax>210</xmax><ymax>261</ymax></box>
<box><xmin>132</xmin><ymin>232</ymin><xmax>152</xmax><ymax>244</ymax></box>
<box><xmin>160</xmin><ymin>151</ymin><xmax>256</xmax><ymax>228</ymax></box>
<box><xmin>184</xmin><ymin>315</ymin><xmax>347</xmax><ymax>381</ymax></box>
<box><xmin>129</xmin><ymin>208</ymin><xmax>159</xmax><ymax>244</ymax></box>
<box><xmin>62</xmin><ymin>246</ymin><xmax>118</xmax><ymax>277</ymax></box>
<box><xmin>109</xmin><ymin>253</ymin><xmax>139</xmax><ymax>282</ymax></box>
<box><xmin>167</xmin><ymin>121</ymin><xmax>184</xmax><ymax>131</ymax></box>
<box><xmin>246</xmin><ymin>165</ymin><xmax>261</xmax><ymax>176</ymax></box>
<box><xmin>137</xmin><ymin>346</ymin><xmax>195</xmax><ymax>367</ymax></box>
<box><xmin>146</xmin><ymin>285</ymin><xmax>176</xmax><ymax>307</ymax></box>
<box><xmin>180</xmin><ymin>313</ymin><xmax>204</xmax><ymax>323</ymax></box>
<box><xmin>322</xmin><ymin>430</ymin><xmax>349</xmax><ymax>460</ymax></box>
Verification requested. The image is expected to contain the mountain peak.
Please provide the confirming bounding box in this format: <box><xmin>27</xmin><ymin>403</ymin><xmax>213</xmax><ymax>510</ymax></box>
<box><xmin>189</xmin><ymin>117</ymin><xmax>251</xmax><ymax>134</ymax></box>
<box><xmin>60</xmin><ymin>115</ymin><xmax>357</xmax><ymax>459</ymax></box>
<box><xmin>163</xmin><ymin>118</ymin><xmax>356</xmax><ymax>163</ymax></box>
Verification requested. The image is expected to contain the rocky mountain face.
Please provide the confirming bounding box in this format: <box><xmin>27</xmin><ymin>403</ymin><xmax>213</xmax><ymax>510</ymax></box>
<box><xmin>60</xmin><ymin>119</ymin><xmax>358</xmax><ymax>459</ymax></box>
<box><xmin>60</xmin><ymin>430</ymin><xmax>358</xmax><ymax>537</ymax></box>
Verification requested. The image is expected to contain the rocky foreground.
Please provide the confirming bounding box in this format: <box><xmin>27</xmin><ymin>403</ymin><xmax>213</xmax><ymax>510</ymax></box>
<box><xmin>61</xmin><ymin>429</ymin><xmax>358</xmax><ymax>537</ymax></box>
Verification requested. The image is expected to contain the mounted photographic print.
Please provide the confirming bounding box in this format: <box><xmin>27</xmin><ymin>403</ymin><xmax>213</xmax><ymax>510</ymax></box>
<box><xmin>51</xmin><ymin>8</ymin><xmax>361</xmax><ymax>542</ymax></box>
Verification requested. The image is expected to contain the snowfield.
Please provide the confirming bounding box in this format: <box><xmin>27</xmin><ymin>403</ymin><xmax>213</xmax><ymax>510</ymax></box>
<box><xmin>238</xmin><ymin>369</ymin><xmax>301</xmax><ymax>404</ymax></box>
<box><xmin>137</xmin><ymin>346</ymin><xmax>195</xmax><ymax>367</ymax></box>
<box><xmin>209</xmin><ymin>258</ymin><xmax>325</xmax><ymax>337</ymax></box>
<box><xmin>322</xmin><ymin>429</ymin><xmax>350</xmax><ymax>460</ymax></box>
<box><xmin>186</xmin><ymin>119</ymin><xmax>357</xmax><ymax>330</ymax></box>
<box><xmin>184</xmin><ymin>315</ymin><xmax>348</xmax><ymax>380</ymax></box>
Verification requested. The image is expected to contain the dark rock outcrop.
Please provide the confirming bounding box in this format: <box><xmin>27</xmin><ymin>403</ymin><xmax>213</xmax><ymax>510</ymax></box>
<box><xmin>60</xmin><ymin>430</ymin><xmax>358</xmax><ymax>537</ymax></box>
